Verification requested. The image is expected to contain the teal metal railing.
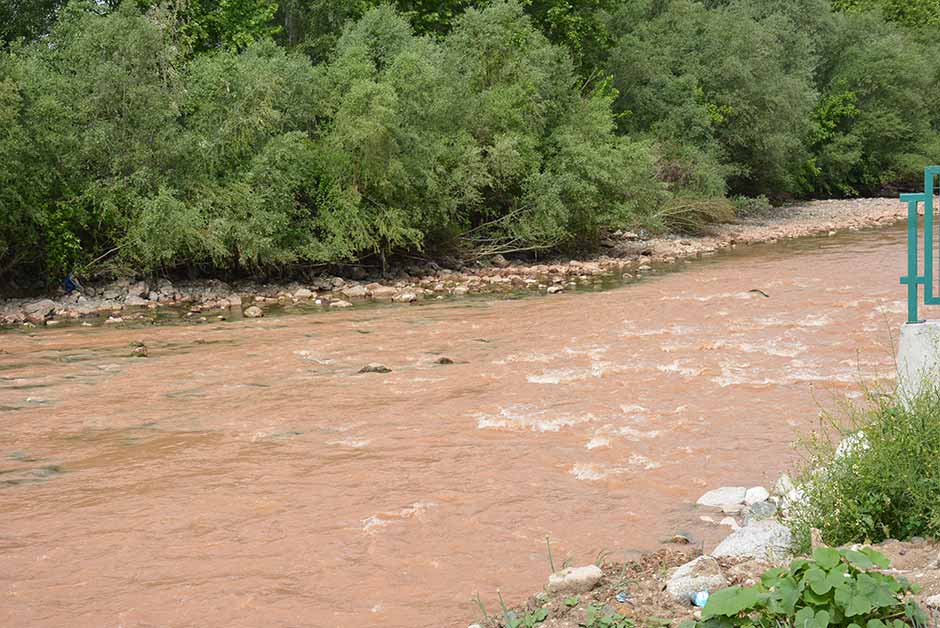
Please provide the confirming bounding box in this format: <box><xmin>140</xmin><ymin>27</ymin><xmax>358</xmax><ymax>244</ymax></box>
<box><xmin>901</xmin><ymin>166</ymin><xmax>940</xmax><ymax>323</ymax></box>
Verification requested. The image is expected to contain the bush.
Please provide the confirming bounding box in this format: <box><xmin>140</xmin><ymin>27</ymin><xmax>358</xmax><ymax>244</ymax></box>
<box><xmin>683</xmin><ymin>547</ymin><xmax>926</xmax><ymax>628</ymax></box>
<box><xmin>791</xmin><ymin>385</ymin><xmax>940</xmax><ymax>548</ymax></box>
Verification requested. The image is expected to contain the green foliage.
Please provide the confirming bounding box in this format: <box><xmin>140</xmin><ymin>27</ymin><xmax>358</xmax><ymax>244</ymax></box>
<box><xmin>683</xmin><ymin>548</ymin><xmax>926</xmax><ymax>628</ymax></box>
<box><xmin>791</xmin><ymin>385</ymin><xmax>940</xmax><ymax>548</ymax></box>
<box><xmin>505</xmin><ymin>606</ymin><xmax>549</xmax><ymax>628</ymax></box>
<box><xmin>606</xmin><ymin>0</ymin><xmax>816</xmax><ymax>201</ymax></box>
<box><xmin>832</xmin><ymin>0</ymin><xmax>940</xmax><ymax>27</ymax></box>
<box><xmin>581</xmin><ymin>604</ymin><xmax>635</xmax><ymax>628</ymax></box>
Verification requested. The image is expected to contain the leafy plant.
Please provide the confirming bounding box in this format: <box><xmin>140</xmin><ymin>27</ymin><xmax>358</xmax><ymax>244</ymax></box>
<box><xmin>565</xmin><ymin>596</ymin><xmax>581</xmax><ymax>607</ymax></box>
<box><xmin>791</xmin><ymin>384</ymin><xmax>940</xmax><ymax>548</ymax></box>
<box><xmin>681</xmin><ymin>547</ymin><xmax>926</xmax><ymax>628</ymax></box>
<box><xmin>581</xmin><ymin>604</ymin><xmax>635</xmax><ymax>628</ymax></box>
<box><xmin>504</xmin><ymin>607</ymin><xmax>549</xmax><ymax>628</ymax></box>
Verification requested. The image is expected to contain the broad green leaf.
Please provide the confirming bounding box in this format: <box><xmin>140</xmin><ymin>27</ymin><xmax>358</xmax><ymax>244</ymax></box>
<box><xmin>813</xmin><ymin>547</ymin><xmax>842</xmax><ymax>570</ymax></box>
<box><xmin>842</xmin><ymin>549</ymin><xmax>875</xmax><ymax>569</ymax></box>
<box><xmin>768</xmin><ymin>576</ymin><xmax>800</xmax><ymax>615</ymax></box>
<box><xmin>701</xmin><ymin>586</ymin><xmax>759</xmax><ymax>620</ymax></box>
<box><xmin>804</xmin><ymin>567</ymin><xmax>832</xmax><ymax>595</ymax></box>
<box><xmin>795</xmin><ymin>607</ymin><xmax>815</xmax><ymax>627</ymax></box>
<box><xmin>859</xmin><ymin>547</ymin><xmax>891</xmax><ymax>569</ymax></box>
<box><xmin>866</xmin><ymin>620</ymin><xmax>886</xmax><ymax>628</ymax></box>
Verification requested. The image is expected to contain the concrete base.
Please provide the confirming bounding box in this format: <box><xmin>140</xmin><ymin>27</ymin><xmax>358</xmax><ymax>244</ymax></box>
<box><xmin>897</xmin><ymin>321</ymin><xmax>940</xmax><ymax>401</ymax></box>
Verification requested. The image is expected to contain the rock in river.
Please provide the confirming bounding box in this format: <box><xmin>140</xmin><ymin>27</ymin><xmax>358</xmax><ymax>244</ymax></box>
<box><xmin>243</xmin><ymin>306</ymin><xmax>264</xmax><ymax>318</ymax></box>
<box><xmin>697</xmin><ymin>486</ymin><xmax>747</xmax><ymax>509</ymax></box>
<box><xmin>359</xmin><ymin>363</ymin><xmax>391</xmax><ymax>374</ymax></box>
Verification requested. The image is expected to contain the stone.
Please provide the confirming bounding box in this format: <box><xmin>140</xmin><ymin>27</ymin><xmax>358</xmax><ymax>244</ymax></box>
<box><xmin>773</xmin><ymin>474</ymin><xmax>795</xmax><ymax>497</ymax></box>
<box><xmin>925</xmin><ymin>595</ymin><xmax>940</xmax><ymax>610</ymax></box>
<box><xmin>128</xmin><ymin>281</ymin><xmax>148</xmax><ymax>298</ymax></box>
<box><xmin>490</xmin><ymin>254</ymin><xmax>510</xmax><ymax>268</ymax></box>
<box><xmin>744</xmin><ymin>486</ymin><xmax>770</xmax><ymax>506</ymax></box>
<box><xmin>330</xmin><ymin>300</ymin><xmax>353</xmax><ymax>308</ymax></box>
<box><xmin>712</xmin><ymin>520</ymin><xmax>793</xmax><ymax>561</ymax></box>
<box><xmin>453</xmin><ymin>286</ymin><xmax>469</xmax><ymax>296</ymax></box>
<box><xmin>124</xmin><ymin>295</ymin><xmax>148</xmax><ymax>307</ymax></box>
<box><xmin>24</xmin><ymin>299</ymin><xmax>56</xmax><ymax>321</ymax></box>
<box><xmin>435</xmin><ymin>357</ymin><xmax>455</xmax><ymax>365</ymax></box>
<box><xmin>393</xmin><ymin>292</ymin><xmax>417</xmax><ymax>303</ymax></box>
<box><xmin>341</xmin><ymin>284</ymin><xmax>368</xmax><ymax>298</ymax></box>
<box><xmin>45</xmin><ymin>320</ymin><xmax>61</xmax><ymax>327</ymax></box>
<box><xmin>665</xmin><ymin>556</ymin><xmax>727</xmax><ymax>603</ymax></box>
<box><xmin>294</xmin><ymin>288</ymin><xmax>314</xmax><ymax>299</ymax></box>
<box><xmin>359</xmin><ymin>363</ymin><xmax>391</xmax><ymax>374</ymax></box>
<box><xmin>105</xmin><ymin>316</ymin><xmax>123</xmax><ymax>324</ymax></box>
<box><xmin>131</xmin><ymin>346</ymin><xmax>148</xmax><ymax>358</ymax></box>
<box><xmin>547</xmin><ymin>286</ymin><xmax>564</xmax><ymax>294</ymax></box>
<box><xmin>721</xmin><ymin>504</ymin><xmax>746</xmax><ymax>515</ymax></box>
<box><xmin>243</xmin><ymin>306</ymin><xmax>264</xmax><ymax>318</ymax></box>
<box><xmin>330</xmin><ymin>276</ymin><xmax>346</xmax><ymax>288</ymax></box>
<box><xmin>743</xmin><ymin>500</ymin><xmax>778</xmax><ymax>526</ymax></box>
<box><xmin>545</xmin><ymin>565</ymin><xmax>603</xmax><ymax>595</ymax></box>
<box><xmin>368</xmin><ymin>284</ymin><xmax>398</xmax><ymax>299</ymax></box>
<box><xmin>697</xmin><ymin>487</ymin><xmax>747</xmax><ymax>509</ymax></box>
<box><xmin>720</xmin><ymin>517</ymin><xmax>740</xmax><ymax>530</ymax></box>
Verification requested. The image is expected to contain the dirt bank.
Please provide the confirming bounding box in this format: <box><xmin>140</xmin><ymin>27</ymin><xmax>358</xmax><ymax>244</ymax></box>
<box><xmin>0</xmin><ymin>197</ymin><xmax>905</xmax><ymax>328</ymax></box>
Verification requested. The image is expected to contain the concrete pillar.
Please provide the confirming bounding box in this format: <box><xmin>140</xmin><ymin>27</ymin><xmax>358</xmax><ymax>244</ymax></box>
<box><xmin>897</xmin><ymin>322</ymin><xmax>940</xmax><ymax>401</ymax></box>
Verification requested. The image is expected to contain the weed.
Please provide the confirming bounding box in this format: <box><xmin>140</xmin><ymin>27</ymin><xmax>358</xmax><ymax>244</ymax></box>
<box><xmin>680</xmin><ymin>547</ymin><xmax>926</xmax><ymax>628</ymax></box>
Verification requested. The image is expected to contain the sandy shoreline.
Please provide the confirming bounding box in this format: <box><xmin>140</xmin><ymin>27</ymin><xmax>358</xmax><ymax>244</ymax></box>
<box><xmin>0</xmin><ymin>197</ymin><xmax>907</xmax><ymax>328</ymax></box>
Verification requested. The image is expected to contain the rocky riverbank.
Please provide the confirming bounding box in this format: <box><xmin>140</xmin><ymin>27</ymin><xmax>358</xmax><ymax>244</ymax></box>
<box><xmin>479</xmin><ymin>475</ymin><xmax>940</xmax><ymax>628</ymax></box>
<box><xmin>0</xmin><ymin>197</ymin><xmax>905</xmax><ymax>328</ymax></box>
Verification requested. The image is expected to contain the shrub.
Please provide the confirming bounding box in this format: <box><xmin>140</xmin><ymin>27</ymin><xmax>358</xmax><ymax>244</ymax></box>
<box><xmin>791</xmin><ymin>385</ymin><xmax>940</xmax><ymax>549</ymax></box>
<box><xmin>683</xmin><ymin>547</ymin><xmax>926</xmax><ymax>628</ymax></box>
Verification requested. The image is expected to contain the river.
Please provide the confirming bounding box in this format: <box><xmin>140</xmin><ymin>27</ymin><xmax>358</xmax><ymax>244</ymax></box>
<box><xmin>0</xmin><ymin>224</ymin><xmax>929</xmax><ymax>627</ymax></box>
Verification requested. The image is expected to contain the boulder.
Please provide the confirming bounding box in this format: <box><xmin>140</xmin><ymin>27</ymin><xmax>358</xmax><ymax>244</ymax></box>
<box><xmin>368</xmin><ymin>284</ymin><xmax>398</xmax><ymax>299</ymax></box>
<box><xmin>124</xmin><ymin>295</ymin><xmax>148</xmax><ymax>307</ymax></box>
<box><xmin>743</xmin><ymin>500</ymin><xmax>778</xmax><ymax>526</ymax></box>
<box><xmin>294</xmin><ymin>288</ymin><xmax>314</xmax><ymax>299</ymax></box>
<box><xmin>393</xmin><ymin>292</ymin><xmax>417</xmax><ymax>303</ymax></box>
<box><xmin>227</xmin><ymin>294</ymin><xmax>242</xmax><ymax>308</ymax></box>
<box><xmin>330</xmin><ymin>300</ymin><xmax>353</xmax><ymax>308</ymax></box>
<box><xmin>546</xmin><ymin>565</ymin><xmax>603</xmax><ymax>595</ymax></box>
<box><xmin>127</xmin><ymin>281</ymin><xmax>149</xmax><ymax>298</ymax></box>
<box><xmin>547</xmin><ymin>286</ymin><xmax>564</xmax><ymax>294</ymax></box>
<box><xmin>341</xmin><ymin>284</ymin><xmax>367</xmax><ymax>299</ymax></box>
<box><xmin>744</xmin><ymin>487</ymin><xmax>770</xmax><ymax>506</ymax></box>
<box><xmin>666</xmin><ymin>556</ymin><xmax>728</xmax><ymax>603</ymax></box>
<box><xmin>243</xmin><ymin>306</ymin><xmax>264</xmax><ymax>318</ymax></box>
<box><xmin>24</xmin><ymin>299</ymin><xmax>56</xmax><ymax>317</ymax></box>
<box><xmin>697</xmin><ymin>487</ymin><xmax>747</xmax><ymax>509</ymax></box>
<box><xmin>712</xmin><ymin>520</ymin><xmax>793</xmax><ymax>561</ymax></box>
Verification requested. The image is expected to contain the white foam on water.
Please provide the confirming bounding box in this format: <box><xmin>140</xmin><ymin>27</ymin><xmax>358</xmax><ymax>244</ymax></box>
<box><xmin>294</xmin><ymin>350</ymin><xmax>335</xmax><ymax>365</ymax></box>
<box><xmin>527</xmin><ymin>360</ymin><xmax>627</xmax><ymax>384</ymax></box>
<box><xmin>620</xmin><ymin>322</ymin><xmax>700</xmax><ymax>338</ymax></box>
<box><xmin>585</xmin><ymin>435</ymin><xmax>611</xmax><ymax>449</ymax></box>
<box><xmin>361</xmin><ymin>501</ymin><xmax>437</xmax><ymax>535</ymax></box>
<box><xmin>711</xmin><ymin>338</ymin><xmax>807</xmax><ymax>358</ymax></box>
<box><xmin>656</xmin><ymin>361</ymin><xmax>703</xmax><ymax>378</ymax></box>
<box><xmin>660</xmin><ymin>291</ymin><xmax>755</xmax><ymax>302</ymax></box>
<box><xmin>570</xmin><ymin>456</ymin><xmax>661</xmax><ymax>480</ymax></box>
<box><xmin>326</xmin><ymin>438</ymin><xmax>370</xmax><ymax>448</ymax></box>
<box><xmin>474</xmin><ymin>405</ymin><xmax>596</xmax><ymax>432</ymax></box>
<box><xmin>492</xmin><ymin>352</ymin><xmax>559</xmax><ymax>365</ymax></box>
<box><xmin>712</xmin><ymin>362</ymin><xmax>780</xmax><ymax>387</ymax></box>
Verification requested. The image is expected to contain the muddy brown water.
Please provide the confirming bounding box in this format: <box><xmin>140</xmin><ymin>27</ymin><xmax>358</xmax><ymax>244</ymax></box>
<box><xmin>1</xmin><ymin>225</ymin><xmax>934</xmax><ymax>628</ymax></box>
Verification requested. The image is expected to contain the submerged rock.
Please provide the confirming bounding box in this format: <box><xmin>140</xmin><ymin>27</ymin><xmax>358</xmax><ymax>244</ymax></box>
<box><xmin>743</xmin><ymin>500</ymin><xmax>778</xmax><ymax>526</ymax></box>
<box><xmin>330</xmin><ymin>300</ymin><xmax>353</xmax><ymax>308</ymax></box>
<box><xmin>712</xmin><ymin>520</ymin><xmax>793</xmax><ymax>561</ymax></box>
<box><xmin>243</xmin><ymin>306</ymin><xmax>264</xmax><ymax>318</ymax></box>
<box><xmin>545</xmin><ymin>565</ymin><xmax>603</xmax><ymax>595</ymax></box>
<box><xmin>435</xmin><ymin>357</ymin><xmax>455</xmax><ymax>365</ymax></box>
<box><xmin>666</xmin><ymin>556</ymin><xmax>727</xmax><ymax>603</ymax></box>
<box><xmin>359</xmin><ymin>363</ymin><xmax>391</xmax><ymax>374</ymax></box>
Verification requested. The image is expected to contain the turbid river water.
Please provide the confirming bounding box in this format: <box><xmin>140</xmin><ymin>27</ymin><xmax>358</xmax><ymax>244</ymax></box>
<box><xmin>1</xmin><ymin>224</ymin><xmax>933</xmax><ymax>628</ymax></box>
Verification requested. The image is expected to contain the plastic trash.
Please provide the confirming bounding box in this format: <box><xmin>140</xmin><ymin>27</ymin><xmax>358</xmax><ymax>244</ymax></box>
<box><xmin>692</xmin><ymin>591</ymin><xmax>709</xmax><ymax>607</ymax></box>
<box><xmin>615</xmin><ymin>591</ymin><xmax>629</xmax><ymax>604</ymax></box>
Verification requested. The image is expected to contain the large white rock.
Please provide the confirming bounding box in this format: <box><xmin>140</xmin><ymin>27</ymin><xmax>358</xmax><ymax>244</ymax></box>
<box><xmin>666</xmin><ymin>556</ymin><xmax>728</xmax><ymax>602</ymax></box>
<box><xmin>744</xmin><ymin>486</ymin><xmax>770</xmax><ymax>505</ymax></box>
<box><xmin>546</xmin><ymin>565</ymin><xmax>603</xmax><ymax>595</ymax></box>
<box><xmin>697</xmin><ymin>487</ymin><xmax>747</xmax><ymax>509</ymax></box>
<box><xmin>712</xmin><ymin>520</ymin><xmax>793</xmax><ymax>561</ymax></box>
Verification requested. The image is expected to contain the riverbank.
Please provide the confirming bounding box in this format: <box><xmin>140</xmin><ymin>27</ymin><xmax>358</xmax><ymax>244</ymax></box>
<box><xmin>0</xmin><ymin>197</ymin><xmax>904</xmax><ymax>327</ymax></box>
<box><xmin>483</xmin><ymin>478</ymin><xmax>940</xmax><ymax>628</ymax></box>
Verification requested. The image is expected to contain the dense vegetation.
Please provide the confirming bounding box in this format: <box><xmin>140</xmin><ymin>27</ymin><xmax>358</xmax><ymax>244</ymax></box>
<box><xmin>2</xmin><ymin>0</ymin><xmax>939</xmax><ymax>287</ymax></box>
<box><xmin>792</xmin><ymin>385</ymin><xmax>940</xmax><ymax>548</ymax></box>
